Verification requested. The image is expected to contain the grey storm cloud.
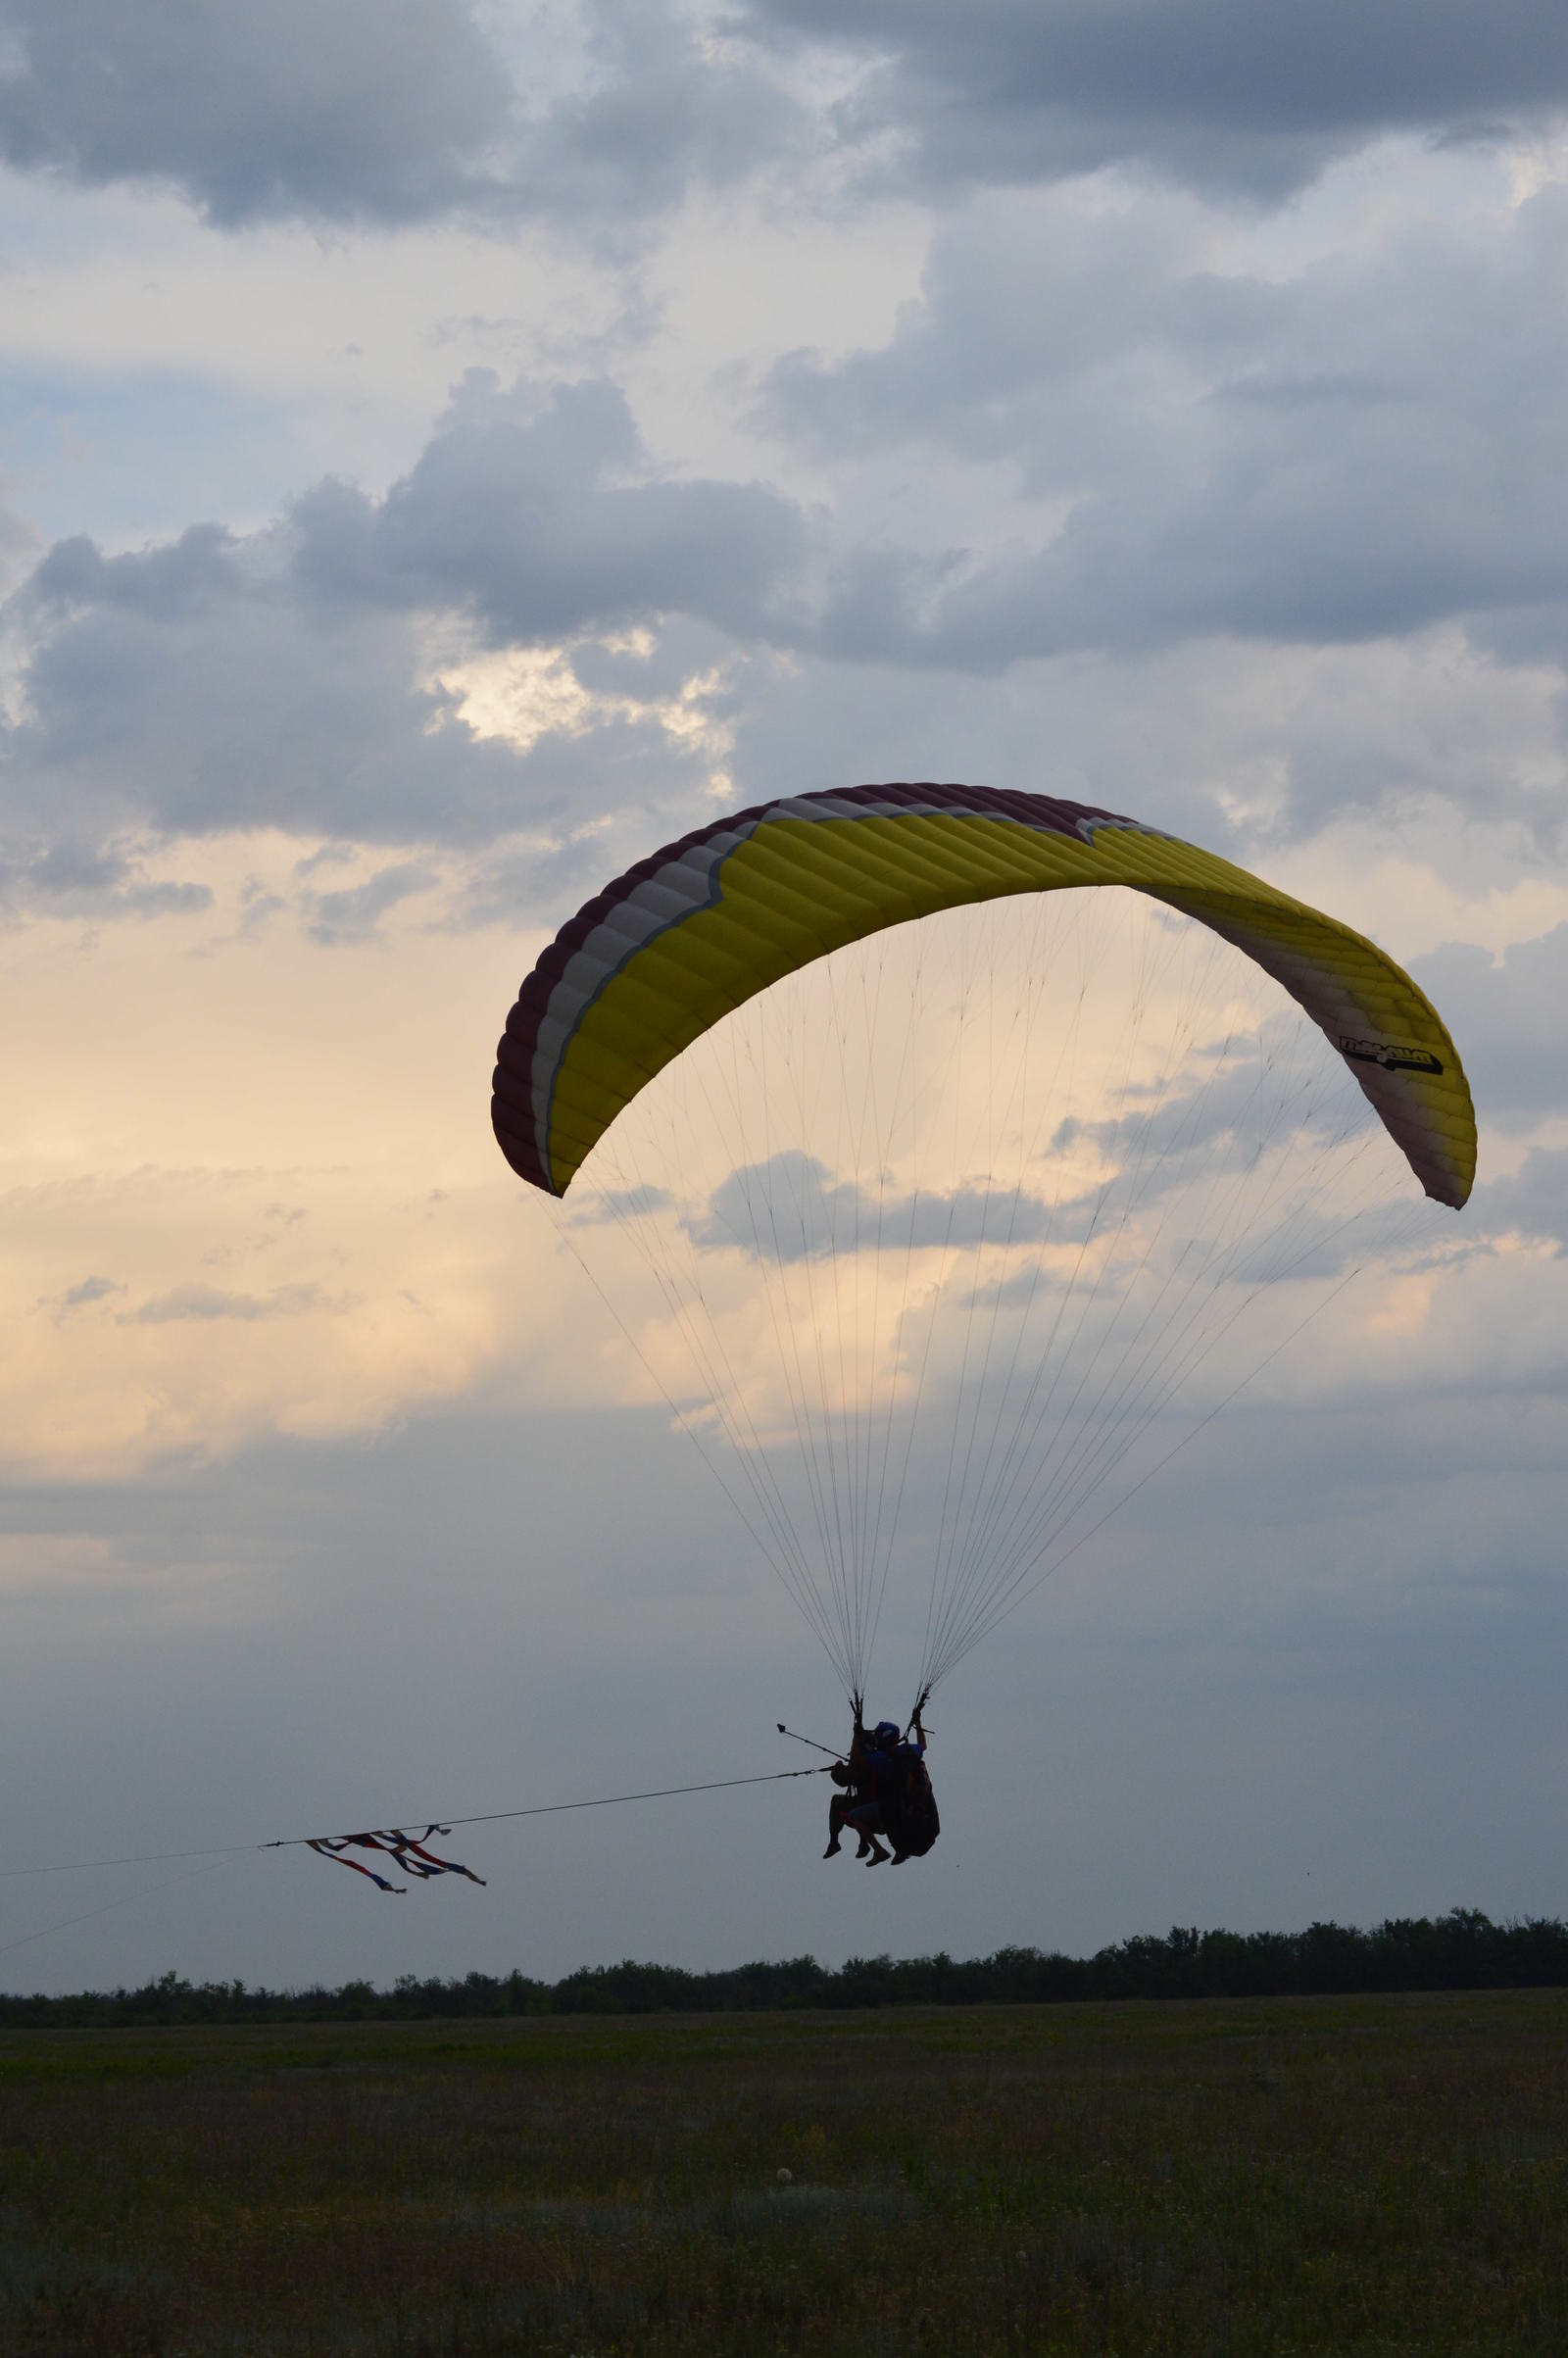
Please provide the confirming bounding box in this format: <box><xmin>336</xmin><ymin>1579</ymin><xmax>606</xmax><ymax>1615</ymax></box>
<box><xmin>0</xmin><ymin>0</ymin><xmax>800</xmax><ymax>237</ymax></box>
<box><xmin>570</xmin><ymin>1183</ymin><xmax>677</xmax><ymax>1226</ymax></box>
<box><xmin>2</xmin><ymin>0</ymin><xmax>1563</xmax><ymax>241</ymax></box>
<box><xmin>1471</xmin><ymin>1145</ymin><xmax>1568</xmax><ymax>1255</ymax></box>
<box><xmin>0</xmin><ymin>834</ymin><xmax>215</xmax><ymax>925</ymax></box>
<box><xmin>1065</xmin><ymin>1044</ymin><xmax>1368</xmax><ymax>1204</ymax></box>
<box><xmin>116</xmin><ymin>879</ymin><xmax>216</xmax><ymax>918</ymax></box>
<box><xmin>747</xmin><ymin>0</ymin><xmax>1568</xmax><ymax>204</ymax></box>
<box><xmin>290</xmin><ymin>374</ymin><xmax>807</xmax><ymax>648</ymax></box>
<box><xmin>305</xmin><ymin>862</ymin><xmax>437</xmax><ymax>947</ymax></box>
<box><xmin>0</xmin><ymin>0</ymin><xmax>512</xmax><ymax>228</ymax></box>
<box><xmin>1</xmin><ymin>563</ymin><xmax>718</xmax><ymax>854</ymax></box>
<box><xmin>674</xmin><ymin>1010</ymin><xmax>1430</xmax><ymax>1285</ymax></box>
<box><xmin>1412</xmin><ymin>925</ymin><xmax>1568</xmax><ymax>1132</ymax></box>
<box><xmin>37</xmin><ymin>1274</ymin><xmax>124</xmax><ymax>1321</ymax></box>
<box><xmin>3</xmin><ymin>575</ymin><xmax>546</xmax><ymax>848</ymax></box>
<box><xmin>685</xmin><ymin>1152</ymin><xmax>1089</xmax><ymax>1263</ymax></box>
<box><xmin>778</xmin><ymin>183</ymin><xmax>1568</xmax><ymax>675</ymax></box>
<box><xmin>0</xmin><ymin>375</ymin><xmax>797</xmax><ymax>861</ymax></box>
<box><xmin>24</xmin><ymin>840</ymin><xmax>127</xmax><ymax>894</ymax></box>
<box><xmin>503</xmin><ymin>1</ymin><xmax>801</xmax><ymax>236</ymax></box>
<box><xmin>30</xmin><ymin>522</ymin><xmax>242</xmax><ymax>618</ymax></box>
<box><xmin>3</xmin><ymin>306</ymin><xmax>1563</xmax><ymax>889</ymax></box>
<box><xmin>760</xmin><ymin>193</ymin><xmax>1193</xmax><ymax>471</ymax></box>
<box><xmin>121</xmin><ymin>1281</ymin><xmax>336</xmax><ymax>1324</ymax></box>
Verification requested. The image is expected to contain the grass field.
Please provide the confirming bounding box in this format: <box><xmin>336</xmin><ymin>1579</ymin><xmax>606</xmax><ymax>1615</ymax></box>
<box><xmin>2</xmin><ymin>1989</ymin><xmax>1565</xmax><ymax>2354</ymax></box>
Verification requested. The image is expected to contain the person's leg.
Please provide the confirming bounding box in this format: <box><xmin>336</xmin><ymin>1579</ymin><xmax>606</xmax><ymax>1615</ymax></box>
<box><xmin>848</xmin><ymin>1800</ymin><xmax>890</xmax><ymax>1864</ymax></box>
<box><xmin>831</xmin><ymin>1794</ymin><xmax>871</xmax><ymax>1857</ymax></box>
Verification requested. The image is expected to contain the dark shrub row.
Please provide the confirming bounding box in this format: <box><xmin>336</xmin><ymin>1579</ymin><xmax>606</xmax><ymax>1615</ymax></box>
<box><xmin>4</xmin><ymin>1907</ymin><xmax>1565</xmax><ymax>2026</ymax></box>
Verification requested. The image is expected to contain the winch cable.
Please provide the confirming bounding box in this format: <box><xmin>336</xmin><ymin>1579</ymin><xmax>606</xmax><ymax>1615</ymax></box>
<box><xmin>0</xmin><ymin>1763</ymin><xmax>834</xmax><ymax>1887</ymax></box>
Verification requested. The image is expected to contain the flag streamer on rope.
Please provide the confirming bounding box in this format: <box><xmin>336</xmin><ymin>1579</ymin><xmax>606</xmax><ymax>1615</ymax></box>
<box><xmin>306</xmin><ymin>1826</ymin><xmax>487</xmax><ymax>1895</ymax></box>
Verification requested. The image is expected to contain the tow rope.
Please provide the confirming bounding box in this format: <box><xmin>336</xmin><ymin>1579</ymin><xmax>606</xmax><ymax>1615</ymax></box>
<box><xmin>0</xmin><ymin>1765</ymin><xmax>833</xmax><ymax>1894</ymax></box>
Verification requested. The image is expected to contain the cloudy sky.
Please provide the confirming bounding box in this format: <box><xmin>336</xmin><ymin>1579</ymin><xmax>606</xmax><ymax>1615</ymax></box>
<box><xmin>3</xmin><ymin>0</ymin><xmax>1567</xmax><ymax>1992</ymax></box>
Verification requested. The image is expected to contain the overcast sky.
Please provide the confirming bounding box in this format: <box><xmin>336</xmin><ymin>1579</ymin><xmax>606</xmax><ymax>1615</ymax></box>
<box><xmin>3</xmin><ymin>0</ymin><xmax>1566</xmax><ymax>1994</ymax></box>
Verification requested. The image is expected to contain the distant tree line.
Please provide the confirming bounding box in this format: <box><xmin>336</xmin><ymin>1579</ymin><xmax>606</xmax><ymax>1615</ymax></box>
<box><xmin>4</xmin><ymin>1910</ymin><xmax>1567</xmax><ymax>2027</ymax></box>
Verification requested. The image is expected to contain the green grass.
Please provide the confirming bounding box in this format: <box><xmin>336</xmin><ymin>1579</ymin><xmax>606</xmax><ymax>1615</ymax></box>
<box><xmin>3</xmin><ymin>1990</ymin><xmax>1566</xmax><ymax>2353</ymax></box>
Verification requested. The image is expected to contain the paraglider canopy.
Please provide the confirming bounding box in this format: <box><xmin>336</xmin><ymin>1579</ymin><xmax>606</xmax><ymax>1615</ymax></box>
<box><xmin>492</xmin><ymin>785</ymin><xmax>1474</xmax><ymax>1708</ymax></box>
<box><xmin>493</xmin><ymin>783</ymin><xmax>1475</xmax><ymax>1211</ymax></box>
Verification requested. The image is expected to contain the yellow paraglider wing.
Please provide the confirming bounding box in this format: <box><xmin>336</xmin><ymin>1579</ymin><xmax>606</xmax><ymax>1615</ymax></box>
<box><xmin>492</xmin><ymin>785</ymin><xmax>1475</xmax><ymax>1209</ymax></box>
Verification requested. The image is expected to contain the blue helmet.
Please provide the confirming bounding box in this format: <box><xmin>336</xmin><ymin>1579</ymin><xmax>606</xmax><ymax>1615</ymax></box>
<box><xmin>874</xmin><ymin>1721</ymin><xmax>901</xmax><ymax>1747</ymax></box>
